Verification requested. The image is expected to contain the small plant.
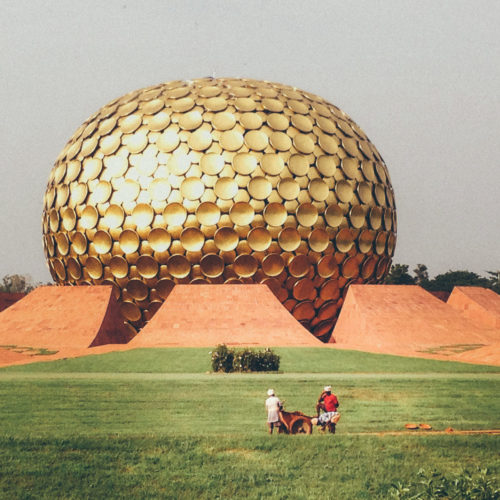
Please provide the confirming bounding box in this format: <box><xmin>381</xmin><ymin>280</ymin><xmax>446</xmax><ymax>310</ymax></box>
<box><xmin>210</xmin><ymin>344</ymin><xmax>234</xmax><ymax>373</ymax></box>
<box><xmin>211</xmin><ymin>345</ymin><xmax>280</xmax><ymax>373</ymax></box>
<box><xmin>390</xmin><ymin>467</ymin><xmax>499</xmax><ymax>499</ymax></box>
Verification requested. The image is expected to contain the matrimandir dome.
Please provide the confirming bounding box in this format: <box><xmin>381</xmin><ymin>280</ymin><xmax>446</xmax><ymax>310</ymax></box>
<box><xmin>42</xmin><ymin>78</ymin><xmax>396</xmax><ymax>341</ymax></box>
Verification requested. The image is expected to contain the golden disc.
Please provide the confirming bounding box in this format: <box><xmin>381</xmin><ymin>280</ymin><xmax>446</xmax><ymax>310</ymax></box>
<box><xmin>219</xmin><ymin>130</ymin><xmax>244</xmax><ymax>151</ymax></box>
<box><xmin>214</xmin><ymin>177</ymin><xmax>238</xmax><ymax>200</ymax></box>
<box><xmin>317</xmin><ymin>254</ymin><xmax>338</xmax><ymax>278</ymax></box>
<box><xmin>211</xmin><ymin>111</ymin><xmax>235</xmax><ymax>131</ymax></box>
<box><xmin>148</xmin><ymin>228</ymin><xmax>171</xmax><ymax>252</ymax></box>
<box><xmin>267</xmin><ymin>113</ymin><xmax>289</xmax><ymax>131</ymax></box>
<box><xmin>247</xmin><ymin>227</ymin><xmax>271</xmax><ymax>251</ymax></box>
<box><xmin>149</xmin><ymin>178</ymin><xmax>171</xmax><ymax>201</ymax></box>
<box><xmin>357</xmin><ymin>182</ymin><xmax>373</xmax><ymax>204</ymax></box>
<box><xmin>157</xmin><ymin>130</ymin><xmax>180</xmax><ymax>152</ymax></box>
<box><xmin>261</xmin><ymin>154</ymin><xmax>284</xmax><ymax>176</ymax></box>
<box><xmin>167</xmin><ymin>254</ymin><xmax>191</xmax><ymax>278</ymax></box>
<box><xmin>336</xmin><ymin>228</ymin><xmax>354</xmax><ymax>253</ymax></box>
<box><xmin>132</xmin><ymin>203</ymin><xmax>154</xmax><ymax>228</ymax></box>
<box><xmin>269</xmin><ymin>131</ymin><xmax>292</xmax><ymax>151</ymax></box>
<box><xmin>245</xmin><ymin>130</ymin><xmax>269</xmax><ymax>151</ymax></box>
<box><xmin>180</xmin><ymin>177</ymin><xmax>205</xmax><ymax>200</ymax></box>
<box><xmin>296</xmin><ymin>203</ymin><xmax>318</xmax><ymax>227</ymax></box>
<box><xmin>278</xmin><ymin>178</ymin><xmax>300</xmax><ymax>200</ymax></box>
<box><xmin>293</xmin><ymin>278</ymin><xmax>315</xmax><ymax>300</ymax></box>
<box><xmin>349</xmin><ymin>205</ymin><xmax>365</xmax><ymax>229</ymax></box>
<box><xmin>163</xmin><ymin>203</ymin><xmax>187</xmax><ymax>226</ymax></box>
<box><xmin>336</xmin><ymin>180</ymin><xmax>354</xmax><ymax>203</ymax></box>
<box><xmin>325</xmin><ymin>204</ymin><xmax>343</xmax><ymax>227</ymax></box>
<box><xmin>233</xmin><ymin>254</ymin><xmax>258</xmax><ymax>277</ymax></box>
<box><xmin>229</xmin><ymin>202</ymin><xmax>255</xmax><ymax>226</ymax></box>
<box><xmin>361</xmin><ymin>256</ymin><xmax>377</xmax><ymax>279</ymax></box>
<box><xmin>291</xmin><ymin>114</ymin><xmax>313</xmax><ymax>133</ymax></box>
<box><xmin>55</xmin><ymin>233</ymin><xmax>69</xmax><ymax>256</ymax></box>
<box><xmin>81</xmin><ymin>206</ymin><xmax>98</xmax><ymax>229</ymax></box>
<box><xmin>119</xmin><ymin>229</ymin><xmax>140</xmax><ymax>254</ymax></box>
<box><xmin>201</xmin><ymin>153</ymin><xmax>225</xmax><ymax>175</ymax></box>
<box><xmin>369</xmin><ymin>206</ymin><xmax>383</xmax><ymax>230</ymax></box>
<box><xmin>67</xmin><ymin>257</ymin><xmax>82</xmax><ymax>280</ymax></box>
<box><xmin>136</xmin><ymin>255</ymin><xmax>159</xmax><ymax>279</ymax></box>
<box><xmin>121</xmin><ymin>301</ymin><xmax>142</xmax><ymax>322</ymax></box>
<box><xmin>341</xmin><ymin>157</ymin><xmax>360</xmax><ymax>179</ymax></box>
<box><xmin>94</xmin><ymin>230</ymin><xmax>112</xmax><ymax>254</ymax></box>
<box><xmin>156</xmin><ymin>278</ymin><xmax>175</xmax><ymax>299</ymax></box>
<box><xmin>52</xmin><ymin>258</ymin><xmax>67</xmax><ymax>280</ymax></box>
<box><xmin>196</xmin><ymin>201</ymin><xmax>220</xmax><ymax>225</ymax></box>
<box><xmin>342</xmin><ymin>257</ymin><xmax>359</xmax><ymax>279</ymax></box>
<box><xmin>358</xmin><ymin>229</ymin><xmax>375</xmax><ymax>253</ymax></box>
<box><xmin>180</xmin><ymin>227</ymin><xmax>205</xmax><ymax>251</ymax></box>
<box><xmin>278</xmin><ymin>227</ymin><xmax>301</xmax><ymax>251</ymax></box>
<box><xmin>233</xmin><ymin>152</ymin><xmax>258</xmax><ymax>175</ymax></box>
<box><xmin>187</xmin><ymin>129</ymin><xmax>213</xmax><ymax>151</ymax></box>
<box><xmin>263</xmin><ymin>203</ymin><xmax>287</xmax><ymax>226</ymax></box>
<box><xmin>200</xmin><ymin>253</ymin><xmax>224</xmax><ymax>278</ymax></box>
<box><xmin>71</xmin><ymin>232</ymin><xmax>88</xmax><ymax>255</ymax></box>
<box><xmin>103</xmin><ymin>205</ymin><xmax>124</xmax><ymax>229</ymax></box>
<box><xmin>262</xmin><ymin>254</ymin><xmax>285</xmax><ymax>276</ymax></box>
<box><xmin>248</xmin><ymin>176</ymin><xmax>272</xmax><ymax>200</ymax></box>
<box><xmin>320</xmin><ymin>279</ymin><xmax>340</xmax><ymax>300</ymax></box>
<box><xmin>288</xmin><ymin>254</ymin><xmax>311</xmax><ymax>278</ymax></box>
<box><xmin>110</xmin><ymin>255</ymin><xmax>129</xmax><ymax>278</ymax></box>
<box><xmin>309</xmin><ymin>178</ymin><xmax>329</xmax><ymax>201</ymax></box>
<box><xmin>293</xmin><ymin>134</ymin><xmax>315</xmax><ymax>154</ymax></box>
<box><xmin>292</xmin><ymin>301</ymin><xmax>315</xmax><ymax>321</ymax></box>
<box><xmin>61</xmin><ymin>207</ymin><xmax>77</xmax><ymax>231</ymax></box>
<box><xmin>239</xmin><ymin>112</ymin><xmax>262</xmax><ymax>130</ymax></box>
<box><xmin>85</xmin><ymin>256</ymin><xmax>103</xmax><ymax>279</ymax></box>
<box><xmin>214</xmin><ymin>227</ymin><xmax>239</xmax><ymax>251</ymax></box>
<box><xmin>289</xmin><ymin>154</ymin><xmax>309</xmax><ymax>176</ymax></box>
<box><xmin>308</xmin><ymin>228</ymin><xmax>329</xmax><ymax>252</ymax></box>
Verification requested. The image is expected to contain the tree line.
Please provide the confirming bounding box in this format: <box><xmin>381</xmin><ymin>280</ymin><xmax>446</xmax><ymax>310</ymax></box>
<box><xmin>384</xmin><ymin>264</ymin><xmax>500</xmax><ymax>294</ymax></box>
<box><xmin>1</xmin><ymin>267</ymin><xmax>499</xmax><ymax>295</ymax></box>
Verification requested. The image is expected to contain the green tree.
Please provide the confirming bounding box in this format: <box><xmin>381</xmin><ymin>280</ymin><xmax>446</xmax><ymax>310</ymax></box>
<box><xmin>486</xmin><ymin>270</ymin><xmax>500</xmax><ymax>293</ymax></box>
<box><xmin>0</xmin><ymin>274</ymin><xmax>41</xmax><ymax>293</ymax></box>
<box><xmin>384</xmin><ymin>264</ymin><xmax>416</xmax><ymax>285</ymax></box>
<box><xmin>413</xmin><ymin>264</ymin><xmax>429</xmax><ymax>286</ymax></box>
<box><xmin>424</xmin><ymin>270</ymin><xmax>491</xmax><ymax>293</ymax></box>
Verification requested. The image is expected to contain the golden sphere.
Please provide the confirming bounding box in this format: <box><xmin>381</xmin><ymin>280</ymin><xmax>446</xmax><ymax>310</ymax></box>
<box><xmin>42</xmin><ymin>78</ymin><xmax>396</xmax><ymax>341</ymax></box>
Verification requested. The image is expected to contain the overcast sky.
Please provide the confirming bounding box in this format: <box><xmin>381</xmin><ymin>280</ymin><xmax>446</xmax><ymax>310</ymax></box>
<box><xmin>1</xmin><ymin>0</ymin><xmax>498</xmax><ymax>283</ymax></box>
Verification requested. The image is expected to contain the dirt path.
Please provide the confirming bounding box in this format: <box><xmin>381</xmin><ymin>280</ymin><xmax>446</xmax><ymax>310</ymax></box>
<box><xmin>348</xmin><ymin>429</ymin><xmax>500</xmax><ymax>436</ymax></box>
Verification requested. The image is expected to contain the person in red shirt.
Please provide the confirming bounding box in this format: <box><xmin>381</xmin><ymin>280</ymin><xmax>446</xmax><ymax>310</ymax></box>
<box><xmin>312</xmin><ymin>385</ymin><xmax>340</xmax><ymax>432</ymax></box>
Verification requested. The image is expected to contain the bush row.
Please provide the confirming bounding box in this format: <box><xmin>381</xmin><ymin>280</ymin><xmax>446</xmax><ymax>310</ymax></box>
<box><xmin>210</xmin><ymin>344</ymin><xmax>280</xmax><ymax>373</ymax></box>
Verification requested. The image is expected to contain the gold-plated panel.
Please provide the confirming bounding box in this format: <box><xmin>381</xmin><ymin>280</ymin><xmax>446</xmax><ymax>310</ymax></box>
<box><xmin>288</xmin><ymin>254</ymin><xmax>311</xmax><ymax>278</ymax></box>
<box><xmin>180</xmin><ymin>227</ymin><xmax>205</xmax><ymax>252</ymax></box>
<box><xmin>229</xmin><ymin>202</ymin><xmax>255</xmax><ymax>226</ymax></box>
<box><xmin>214</xmin><ymin>227</ymin><xmax>239</xmax><ymax>251</ymax></box>
<box><xmin>136</xmin><ymin>255</ymin><xmax>159</xmax><ymax>279</ymax></box>
<box><xmin>278</xmin><ymin>227</ymin><xmax>301</xmax><ymax>252</ymax></box>
<box><xmin>110</xmin><ymin>255</ymin><xmax>129</xmax><ymax>278</ymax></box>
<box><xmin>308</xmin><ymin>228</ymin><xmax>329</xmax><ymax>252</ymax></box>
<box><xmin>164</xmin><ymin>203</ymin><xmax>187</xmax><ymax>226</ymax></box>
<box><xmin>94</xmin><ymin>230</ymin><xmax>112</xmax><ymax>254</ymax></box>
<box><xmin>233</xmin><ymin>254</ymin><xmax>258</xmax><ymax>277</ymax></box>
<box><xmin>200</xmin><ymin>253</ymin><xmax>224</xmax><ymax>278</ymax></box>
<box><xmin>167</xmin><ymin>254</ymin><xmax>191</xmax><ymax>278</ymax></box>
<box><xmin>263</xmin><ymin>203</ymin><xmax>287</xmax><ymax>226</ymax></box>
<box><xmin>247</xmin><ymin>227</ymin><xmax>271</xmax><ymax>251</ymax></box>
<box><xmin>43</xmin><ymin>77</ymin><xmax>396</xmax><ymax>342</ymax></box>
<box><xmin>262</xmin><ymin>254</ymin><xmax>285</xmax><ymax>276</ymax></box>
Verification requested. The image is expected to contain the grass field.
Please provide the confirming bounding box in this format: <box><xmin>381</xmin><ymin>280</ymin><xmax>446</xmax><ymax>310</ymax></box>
<box><xmin>0</xmin><ymin>348</ymin><xmax>498</xmax><ymax>499</ymax></box>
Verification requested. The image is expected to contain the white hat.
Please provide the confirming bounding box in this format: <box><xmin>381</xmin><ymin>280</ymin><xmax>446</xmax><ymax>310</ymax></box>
<box><xmin>267</xmin><ymin>389</ymin><xmax>275</xmax><ymax>396</ymax></box>
<box><xmin>324</xmin><ymin>386</ymin><xmax>332</xmax><ymax>392</ymax></box>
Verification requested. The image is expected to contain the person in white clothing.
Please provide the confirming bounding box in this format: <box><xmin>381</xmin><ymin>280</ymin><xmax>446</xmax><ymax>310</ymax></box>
<box><xmin>265</xmin><ymin>389</ymin><xmax>282</xmax><ymax>434</ymax></box>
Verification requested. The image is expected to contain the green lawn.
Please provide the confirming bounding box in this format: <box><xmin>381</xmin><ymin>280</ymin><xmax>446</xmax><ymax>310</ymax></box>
<box><xmin>0</xmin><ymin>348</ymin><xmax>498</xmax><ymax>499</ymax></box>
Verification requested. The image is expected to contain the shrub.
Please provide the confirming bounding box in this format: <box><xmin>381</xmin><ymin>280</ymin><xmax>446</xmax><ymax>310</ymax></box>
<box><xmin>211</xmin><ymin>345</ymin><xmax>280</xmax><ymax>373</ymax></box>
<box><xmin>210</xmin><ymin>344</ymin><xmax>234</xmax><ymax>373</ymax></box>
<box><xmin>390</xmin><ymin>468</ymin><xmax>499</xmax><ymax>499</ymax></box>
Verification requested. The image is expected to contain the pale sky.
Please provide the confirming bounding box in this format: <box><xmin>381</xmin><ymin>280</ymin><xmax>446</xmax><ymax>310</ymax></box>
<box><xmin>1</xmin><ymin>0</ymin><xmax>499</xmax><ymax>282</ymax></box>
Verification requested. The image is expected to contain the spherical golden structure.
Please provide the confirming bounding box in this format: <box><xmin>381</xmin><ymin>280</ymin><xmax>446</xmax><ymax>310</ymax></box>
<box><xmin>42</xmin><ymin>78</ymin><xmax>396</xmax><ymax>341</ymax></box>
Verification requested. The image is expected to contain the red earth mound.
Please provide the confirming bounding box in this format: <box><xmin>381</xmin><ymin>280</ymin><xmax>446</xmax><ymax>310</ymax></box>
<box><xmin>330</xmin><ymin>285</ymin><xmax>500</xmax><ymax>365</ymax></box>
<box><xmin>0</xmin><ymin>285</ymin><xmax>133</xmax><ymax>350</ymax></box>
<box><xmin>129</xmin><ymin>284</ymin><xmax>322</xmax><ymax>347</ymax></box>
<box><xmin>448</xmin><ymin>286</ymin><xmax>500</xmax><ymax>329</ymax></box>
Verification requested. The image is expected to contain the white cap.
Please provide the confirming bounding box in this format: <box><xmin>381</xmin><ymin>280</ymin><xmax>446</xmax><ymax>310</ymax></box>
<box><xmin>324</xmin><ymin>386</ymin><xmax>332</xmax><ymax>392</ymax></box>
<box><xmin>267</xmin><ymin>389</ymin><xmax>275</xmax><ymax>396</ymax></box>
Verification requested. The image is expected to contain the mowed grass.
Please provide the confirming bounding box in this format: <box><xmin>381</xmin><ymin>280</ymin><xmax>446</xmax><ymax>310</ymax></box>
<box><xmin>0</xmin><ymin>348</ymin><xmax>498</xmax><ymax>499</ymax></box>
